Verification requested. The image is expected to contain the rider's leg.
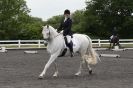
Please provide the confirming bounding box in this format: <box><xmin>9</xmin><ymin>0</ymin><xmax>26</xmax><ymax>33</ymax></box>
<box><xmin>64</xmin><ymin>36</ymin><xmax>68</xmax><ymax>46</ymax></box>
<box><xmin>68</xmin><ymin>41</ymin><xmax>74</xmax><ymax>57</ymax></box>
<box><xmin>58</xmin><ymin>48</ymin><xmax>67</xmax><ymax>57</ymax></box>
<box><xmin>64</xmin><ymin>36</ymin><xmax>74</xmax><ymax>57</ymax></box>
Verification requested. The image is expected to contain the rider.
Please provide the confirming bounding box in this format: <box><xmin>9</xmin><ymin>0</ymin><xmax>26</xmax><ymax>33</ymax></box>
<box><xmin>110</xmin><ymin>27</ymin><xmax>117</xmax><ymax>41</ymax></box>
<box><xmin>58</xmin><ymin>9</ymin><xmax>74</xmax><ymax>57</ymax></box>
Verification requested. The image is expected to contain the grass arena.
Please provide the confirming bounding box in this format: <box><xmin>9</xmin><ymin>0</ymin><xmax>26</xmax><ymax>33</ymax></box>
<box><xmin>0</xmin><ymin>49</ymin><xmax>133</xmax><ymax>88</ymax></box>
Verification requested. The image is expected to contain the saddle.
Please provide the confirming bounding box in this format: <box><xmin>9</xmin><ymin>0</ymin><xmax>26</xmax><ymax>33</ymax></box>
<box><xmin>58</xmin><ymin>35</ymin><xmax>76</xmax><ymax>57</ymax></box>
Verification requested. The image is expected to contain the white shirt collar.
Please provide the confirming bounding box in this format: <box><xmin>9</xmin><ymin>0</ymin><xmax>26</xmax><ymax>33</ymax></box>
<box><xmin>64</xmin><ymin>17</ymin><xmax>68</xmax><ymax>22</ymax></box>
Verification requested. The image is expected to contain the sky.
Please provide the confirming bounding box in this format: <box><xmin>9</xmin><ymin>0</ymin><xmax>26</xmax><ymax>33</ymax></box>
<box><xmin>26</xmin><ymin>0</ymin><xmax>86</xmax><ymax>21</ymax></box>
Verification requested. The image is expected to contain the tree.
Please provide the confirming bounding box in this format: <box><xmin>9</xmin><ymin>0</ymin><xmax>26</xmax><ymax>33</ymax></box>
<box><xmin>46</xmin><ymin>15</ymin><xmax>63</xmax><ymax>29</ymax></box>
<box><xmin>0</xmin><ymin>0</ymin><xmax>30</xmax><ymax>39</ymax></box>
<box><xmin>18</xmin><ymin>17</ymin><xmax>44</xmax><ymax>39</ymax></box>
<box><xmin>85</xmin><ymin>0</ymin><xmax>133</xmax><ymax>38</ymax></box>
<box><xmin>72</xmin><ymin>10</ymin><xmax>87</xmax><ymax>33</ymax></box>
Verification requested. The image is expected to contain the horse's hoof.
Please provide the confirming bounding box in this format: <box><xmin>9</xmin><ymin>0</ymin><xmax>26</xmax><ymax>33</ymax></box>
<box><xmin>53</xmin><ymin>74</ymin><xmax>58</xmax><ymax>77</ymax></box>
<box><xmin>53</xmin><ymin>75</ymin><xmax>58</xmax><ymax>78</ymax></box>
<box><xmin>38</xmin><ymin>76</ymin><xmax>44</xmax><ymax>79</ymax></box>
<box><xmin>75</xmin><ymin>74</ymin><xmax>79</xmax><ymax>77</ymax></box>
<box><xmin>74</xmin><ymin>73</ymin><xmax>80</xmax><ymax>77</ymax></box>
<box><xmin>99</xmin><ymin>55</ymin><xmax>101</xmax><ymax>57</ymax></box>
<box><xmin>89</xmin><ymin>70</ymin><xmax>92</xmax><ymax>75</ymax></box>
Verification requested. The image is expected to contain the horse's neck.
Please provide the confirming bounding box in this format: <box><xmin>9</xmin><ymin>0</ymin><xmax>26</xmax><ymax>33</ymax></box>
<box><xmin>49</xmin><ymin>29</ymin><xmax>58</xmax><ymax>39</ymax></box>
<box><xmin>47</xmin><ymin>34</ymin><xmax>64</xmax><ymax>54</ymax></box>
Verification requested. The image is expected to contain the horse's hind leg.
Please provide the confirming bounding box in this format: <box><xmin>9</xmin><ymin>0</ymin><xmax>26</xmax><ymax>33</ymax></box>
<box><xmin>75</xmin><ymin>51</ymin><xmax>86</xmax><ymax>76</ymax></box>
<box><xmin>75</xmin><ymin>59</ymin><xmax>84</xmax><ymax>76</ymax></box>
<box><xmin>75</xmin><ymin>56</ymin><xmax>93</xmax><ymax>76</ymax></box>
<box><xmin>85</xmin><ymin>61</ymin><xmax>92</xmax><ymax>75</ymax></box>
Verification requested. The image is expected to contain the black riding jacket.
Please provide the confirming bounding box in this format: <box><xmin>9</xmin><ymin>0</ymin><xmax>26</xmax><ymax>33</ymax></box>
<box><xmin>58</xmin><ymin>18</ymin><xmax>72</xmax><ymax>36</ymax></box>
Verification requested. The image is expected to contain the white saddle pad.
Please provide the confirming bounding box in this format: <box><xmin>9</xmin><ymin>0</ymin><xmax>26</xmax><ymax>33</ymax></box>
<box><xmin>65</xmin><ymin>35</ymin><xmax>79</xmax><ymax>49</ymax></box>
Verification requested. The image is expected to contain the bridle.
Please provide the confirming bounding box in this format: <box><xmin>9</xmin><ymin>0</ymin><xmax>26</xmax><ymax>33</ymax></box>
<box><xmin>43</xmin><ymin>25</ymin><xmax>62</xmax><ymax>42</ymax></box>
<box><xmin>43</xmin><ymin>25</ymin><xmax>51</xmax><ymax>42</ymax></box>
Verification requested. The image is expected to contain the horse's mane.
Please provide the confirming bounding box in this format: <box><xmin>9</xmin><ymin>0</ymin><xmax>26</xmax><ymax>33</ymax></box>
<box><xmin>49</xmin><ymin>25</ymin><xmax>55</xmax><ymax>30</ymax></box>
<box><xmin>48</xmin><ymin>25</ymin><xmax>58</xmax><ymax>34</ymax></box>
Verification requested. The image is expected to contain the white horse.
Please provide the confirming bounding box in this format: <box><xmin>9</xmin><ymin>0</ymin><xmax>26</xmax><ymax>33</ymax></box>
<box><xmin>39</xmin><ymin>25</ymin><xmax>100</xmax><ymax>79</ymax></box>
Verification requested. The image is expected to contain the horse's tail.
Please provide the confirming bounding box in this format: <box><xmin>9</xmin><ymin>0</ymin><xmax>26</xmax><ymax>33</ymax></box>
<box><xmin>83</xmin><ymin>35</ymin><xmax>100</xmax><ymax>65</ymax></box>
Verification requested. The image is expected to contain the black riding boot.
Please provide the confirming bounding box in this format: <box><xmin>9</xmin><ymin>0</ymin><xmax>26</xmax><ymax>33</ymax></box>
<box><xmin>68</xmin><ymin>42</ymin><xmax>74</xmax><ymax>57</ymax></box>
<box><xmin>58</xmin><ymin>48</ymin><xmax>67</xmax><ymax>57</ymax></box>
<box><xmin>64</xmin><ymin>37</ymin><xmax>74</xmax><ymax>57</ymax></box>
<box><xmin>64</xmin><ymin>36</ymin><xmax>68</xmax><ymax>46</ymax></box>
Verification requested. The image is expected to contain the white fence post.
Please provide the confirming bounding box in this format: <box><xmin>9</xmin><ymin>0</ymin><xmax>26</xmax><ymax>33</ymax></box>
<box><xmin>38</xmin><ymin>40</ymin><xmax>41</xmax><ymax>48</ymax></box>
<box><xmin>18</xmin><ymin>40</ymin><xmax>21</xmax><ymax>48</ymax></box>
<box><xmin>98</xmin><ymin>39</ymin><xmax>101</xmax><ymax>47</ymax></box>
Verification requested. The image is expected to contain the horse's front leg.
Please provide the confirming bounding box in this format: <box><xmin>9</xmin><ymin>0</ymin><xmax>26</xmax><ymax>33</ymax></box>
<box><xmin>53</xmin><ymin>61</ymin><xmax>59</xmax><ymax>77</ymax></box>
<box><xmin>39</xmin><ymin>50</ymin><xmax>60</xmax><ymax>79</ymax></box>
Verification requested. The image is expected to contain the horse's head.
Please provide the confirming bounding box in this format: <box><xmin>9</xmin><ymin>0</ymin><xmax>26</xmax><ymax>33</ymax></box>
<box><xmin>42</xmin><ymin>25</ymin><xmax>51</xmax><ymax>40</ymax></box>
<box><xmin>42</xmin><ymin>25</ymin><xmax>58</xmax><ymax>40</ymax></box>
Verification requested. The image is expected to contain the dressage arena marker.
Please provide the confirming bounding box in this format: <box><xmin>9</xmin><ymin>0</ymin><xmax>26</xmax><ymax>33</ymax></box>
<box><xmin>24</xmin><ymin>51</ymin><xmax>38</xmax><ymax>54</ymax></box>
<box><xmin>99</xmin><ymin>54</ymin><xmax>120</xmax><ymax>58</ymax></box>
<box><xmin>125</xmin><ymin>48</ymin><xmax>133</xmax><ymax>50</ymax></box>
<box><xmin>0</xmin><ymin>47</ymin><xmax>7</xmax><ymax>53</ymax></box>
<box><xmin>111</xmin><ymin>49</ymin><xmax>126</xmax><ymax>51</ymax></box>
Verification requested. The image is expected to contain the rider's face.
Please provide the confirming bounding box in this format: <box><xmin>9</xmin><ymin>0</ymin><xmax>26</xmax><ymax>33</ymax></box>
<box><xmin>64</xmin><ymin>14</ymin><xmax>70</xmax><ymax>18</ymax></box>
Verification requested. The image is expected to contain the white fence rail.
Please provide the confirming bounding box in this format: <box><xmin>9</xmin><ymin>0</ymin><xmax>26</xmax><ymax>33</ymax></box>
<box><xmin>0</xmin><ymin>40</ymin><xmax>44</xmax><ymax>49</ymax></box>
<box><xmin>92</xmin><ymin>39</ymin><xmax>133</xmax><ymax>47</ymax></box>
<box><xmin>0</xmin><ymin>39</ymin><xmax>133</xmax><ymax>49</ymax></box>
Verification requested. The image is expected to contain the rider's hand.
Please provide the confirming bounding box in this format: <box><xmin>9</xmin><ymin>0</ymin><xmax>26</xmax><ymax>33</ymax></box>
<box><xmin>60</xmin><ymin>30</ymin><xmax>63</xmax><ymax>34</ymax></box>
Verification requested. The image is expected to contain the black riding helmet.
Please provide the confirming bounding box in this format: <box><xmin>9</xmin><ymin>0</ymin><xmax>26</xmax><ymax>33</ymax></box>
<box><xmin>64</xmin><ymin>9</ymin><xmax>70</xmax><ymax>14</ymax></box>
